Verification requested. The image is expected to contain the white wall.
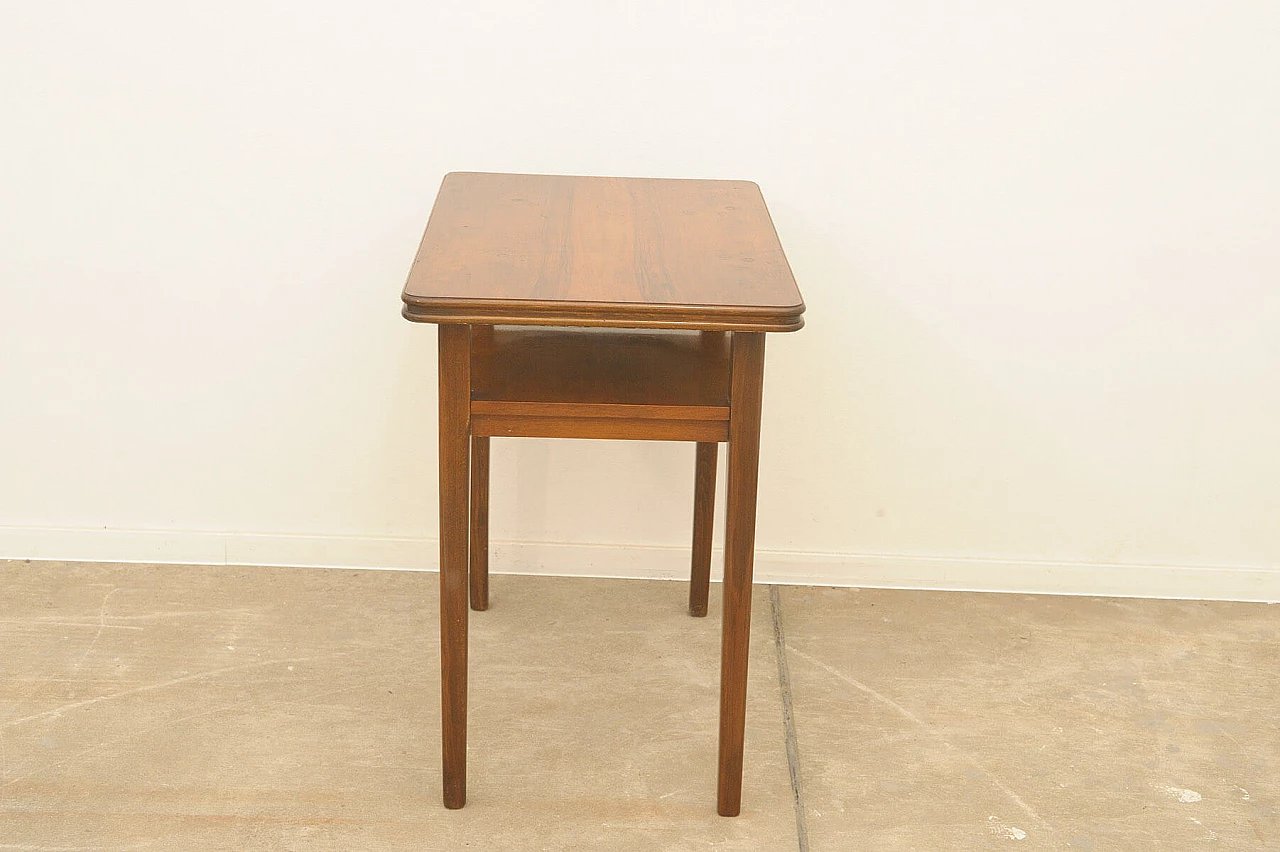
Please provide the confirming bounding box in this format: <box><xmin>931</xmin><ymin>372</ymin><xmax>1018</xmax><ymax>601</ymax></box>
<box><xmin>3</xmin><ymin>2</ymin><xmax>1278</xmax><ymax>599</ymax></box>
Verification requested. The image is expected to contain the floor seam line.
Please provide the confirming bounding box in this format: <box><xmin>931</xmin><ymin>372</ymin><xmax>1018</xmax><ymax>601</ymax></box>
<box><xmin>770</xmin><ymin>584</ymin><xmax>809</xmax><ymax>852</ymax></box>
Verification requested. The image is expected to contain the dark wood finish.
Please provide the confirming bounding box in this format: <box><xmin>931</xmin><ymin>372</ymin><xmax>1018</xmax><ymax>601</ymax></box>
<box><xmin>403</xmin><ymin>173</ymin><xmax>804</xmax><ymax>332</ymax></box>
<box><xmin>470</xmin><ymin>326</ymin><xmax>730</xmax><ymax>434</ymax></box>
<box><xmin>407</xmin><ymin>300</ymin><xmax>797</xmax><ymax>332</ymax></box>
<box><xmin>469</xmin><ymin>434</ymin><xmax>490</xmax><ymax>612</ymax></box>
<box><xmin>471</xmin><ymin>326</ymin><xmax>731</xmax><ymax>409</ymax></box>
<box><xmin>472</xmin><ymin>400</ymin><xmax>727</xmax><ymax>421</ymax></box>
<box><xmin>717</xmin><ymin>332</ymin><xmax>766</xmax><ymax>817</ymax></box>
<box><xmin>438</xmin><ymin>323</ymin><xmax>471</xmax><ymax>810</ymax></box>
<box><xmin>472</xmin><ymin>413</ymin><xmax>728</xmax><ymax>443</ymax></box>
<box><xmin>406</xmin><ymin>172</ymin><xmax>802</xmax><ymax>815</ymax></box>
<box><xmin>689</xmin><ymin>442</ymin><xmax>717</xmax><ymax>618</ymax></box>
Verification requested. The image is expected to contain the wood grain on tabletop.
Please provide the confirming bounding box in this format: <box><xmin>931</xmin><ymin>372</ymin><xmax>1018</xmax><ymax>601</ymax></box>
<box><xmin>402</xmin><ymin>172</ymin><xmax>805</xmax><ymax>331</ymax></box>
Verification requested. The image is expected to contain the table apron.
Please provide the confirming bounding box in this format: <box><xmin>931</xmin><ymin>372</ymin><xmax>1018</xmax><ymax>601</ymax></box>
<box><xmin>471</xmin><ymin>413</ymin><xmax>729</xmax><ymax>442</ymax></box>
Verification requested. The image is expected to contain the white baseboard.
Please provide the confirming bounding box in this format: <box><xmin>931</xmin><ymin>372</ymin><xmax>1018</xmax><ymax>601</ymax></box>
<box><xmin>1</xmin><ymin>525</ymin><xmax>1277</xmax><ymax>602</ymax></box>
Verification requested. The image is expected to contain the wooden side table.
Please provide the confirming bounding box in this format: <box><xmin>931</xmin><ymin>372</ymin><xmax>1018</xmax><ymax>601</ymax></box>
<box><xmin>401</xmin><ymin>172</ymin><xmax>804</xmax><ymax>816</ymax></box>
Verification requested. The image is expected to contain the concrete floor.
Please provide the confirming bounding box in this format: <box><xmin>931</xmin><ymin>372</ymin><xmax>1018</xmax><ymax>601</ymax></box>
<box><xmin>0</xmin><ymin>561</ymin><xmax>1276</xmax><ymax>850</ymax></box>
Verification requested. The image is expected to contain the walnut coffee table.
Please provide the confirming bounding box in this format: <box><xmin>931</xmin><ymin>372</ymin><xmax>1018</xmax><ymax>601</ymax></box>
<box><xmin>401</xmin><ymin>171</ymin><xmax>804</xmax><ymax>816</ymax></box>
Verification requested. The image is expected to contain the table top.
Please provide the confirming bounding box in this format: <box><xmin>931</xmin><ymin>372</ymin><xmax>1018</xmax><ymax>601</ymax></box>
<box><xmin>401</xmin><ymin>172</ymin><xmax>804</xmax><ymax>332</ymax></box>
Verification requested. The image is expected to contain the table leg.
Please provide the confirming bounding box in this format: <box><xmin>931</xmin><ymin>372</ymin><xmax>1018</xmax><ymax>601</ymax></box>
<box><xmin>470</xmin><ymin>435</ymin><xmax>490</xmax><ymax>612</ymax></box>
<box><xmin>438</xmin><ymin>323</ymin><xmax>471</xmax><ymax>809</ymax></box>
<box><xmin>689</xmin><ymin>442</ymin><xmax>717</xmax><ymax>617</ymax></box>
<box><xmin>717</xmin><ymin>332</ymin><xmax>765</xmax><ymax>817</ymax></box>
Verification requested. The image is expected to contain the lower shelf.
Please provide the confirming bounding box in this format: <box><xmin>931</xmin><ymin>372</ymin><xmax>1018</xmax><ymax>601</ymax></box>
<box><xmin>471</xmin><ymin>326</ymin><xmax>730</xmax><ymax>406</ymax></box>
<box><xmin>468</xmin><ymin>325</ymin><xmax>732</xmax><ymax>440</ymax></box>
<box><xmin>471</xmin><ymin>412</ymin><xmax>728</xmax><ymax>442</ymax></box>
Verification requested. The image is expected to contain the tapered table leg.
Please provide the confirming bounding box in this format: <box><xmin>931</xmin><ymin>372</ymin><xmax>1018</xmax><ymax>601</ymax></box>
<box><xmin>470</xmin><ymin>435</ymin><xmax>490</xmax><ymax>612</ymax></box>
<box><xmin>438</xmin><ymin>323</ymin><xmax>471</xmax><ymax>809</ymax></box>
<box><xmin>716</xmin><ymin>332</ymin><xmax>765</xmax><ymax>817</ymax></box>
<box><xmin>689</xmin><ymin>442</ymin><xmax>718</xmax><ymax>617</ymax></box>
